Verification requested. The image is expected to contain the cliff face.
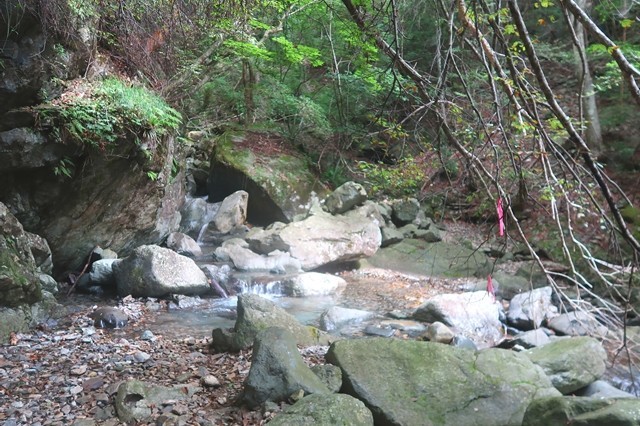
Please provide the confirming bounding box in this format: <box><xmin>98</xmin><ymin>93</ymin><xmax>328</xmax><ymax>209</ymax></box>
<box><xmin>0</xmin><ymin>1</ymin><xmax>185</xmax><ymax>278</ymax></box>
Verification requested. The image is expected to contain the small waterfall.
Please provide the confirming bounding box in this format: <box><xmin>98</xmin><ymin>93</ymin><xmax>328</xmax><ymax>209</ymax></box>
<box><xmin>236</xmin><ymin>277</ymin><xmax>285</xmax><ymax>296</ymax></box>
<box><xmin>196</xmin><ymin>222</ymin><xmax>210</xmax><ymax>245</ymax></box>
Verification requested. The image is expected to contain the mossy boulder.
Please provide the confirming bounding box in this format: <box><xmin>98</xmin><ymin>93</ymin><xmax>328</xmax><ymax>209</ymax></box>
<box><xmin>522</xmin><ymin>396</ymin><xmax>640</xmax><ymax>425</ymax></box>
<box><xmin>207</xmin><ymin>131</ymin><xmax>328</xmax><ymax>225</ymax></box>
<box><xmin>326</xmin><ymin>338</ymin><xmax>560</xmax><ymax>425</ymax></box>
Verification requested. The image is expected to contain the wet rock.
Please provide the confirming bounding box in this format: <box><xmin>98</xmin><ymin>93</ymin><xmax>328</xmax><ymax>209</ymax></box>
<box><xmin>546</xmin><ymin>311</ymin><xmax>609</xmax><ymax>337</ymax></box>
<box><xmin>268</xmin><ymin>393</ymin><xmax>374</xmax><ymax>426</ymax></box>
<box><xmin>522</xmin><ymin>396</ymin><xmax>640</xmax><ymax>425</ymax></box>
<box><xmin>319</xmin><ymin>306</ymin><xmax>375</xmax><ymax>332</ymax></box>
<box><xmin>451</xmin><ymin>335</ymin><xmax>478</xmax><ymax>351</ymax></box>
<box><xmin>113</xmin><ymin>245</ymin><xmax>210</xmax><ymax>297</ymax></box>
<box><xmin>283</xmin><ymin>272</ymin><xmax>346</xmax><ymax>297</ymax></box>
<box><xmin>170</xmin><ymin>294</ymin><xmax>205</xmax><ymax>309</ymax></box>
<box><xmin>326</xmin><ymin>338</ymin><xmax>559</xmax><ymax>426</ymax></box>
<box><xmin>507</xmin><ymin>286</ymin><xmax>557</xmax><ymax>330</ymax></box>
<box><xmin>166</xmin><ymin>232</ymin><xmax>202</xmax><ymax>257</ymax></box>
<box><xmin>114</xmin><ymin>380</ymin><xmax>199</xmax><ymax>423</ymax></box>
<box><xmin>378</xmin><ymin>319</ymin><xmax>427</xmax><ymax>335</ymax></box>
<box><xmin>424</xmin><ymin>321</ymin><xmax>454</xmax><ymax>344</ymax></box>
<box><xmin>324</xmin><ymin>181</ymin><xmax>367</xmax><ymax>215</ymax></box>
<box><xmin>90</xmin><ymin>307</ymin><xmax>129</xmax><ymax>329</ymax></box>
<box><xmin>524</xmin><ymin>336</ymin><xmax>607</xmax><ymax>394</ymax></box>
<box><xmin>212</xmin><ymin>190</ymin><xmax>248</xmax><ymax>233</ymax></box>
<box><xmin>412</xmin><ymin>290</ymin><xmax>504</xmax><ymax>348</ymax></box>
<box><xmin>363</xmin><ymin>324</ymin><xmax>395</xmax><ymax>337</ymax></box>
<box><xmin>241</xmin><ymin>327</ymin><xmax>330</xmax><ymax>408</ymax></box>
<box><xmin>210</xmin><ymin>294</ymin><xmax>333</xmax><ymax>352</ymax></box>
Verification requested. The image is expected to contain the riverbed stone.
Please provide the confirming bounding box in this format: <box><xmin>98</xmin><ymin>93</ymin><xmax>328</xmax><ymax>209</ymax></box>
<box><xmin>367</xmin><ymin>239</ymin><xmax>491</xmax><ymax>278</ymax></box>
<box><xmin>424</xmin><ymin>321</ymin><xmax>455</xmax><ymax>344</ymax></box>
<box><xmin>507</xmin><ymin>286</ymin><xmax>557</xmax><ymax>330</ymax></box>
<box><xmin>212</xmin><ymin>190</ymin><xmax>248</xmax><ymax>233</ymax></box>
<box><xmin>319</xmin><ymin>306</ymin><xmax>376</xmax><ymax>332</ymax></box>
<box><xmin>114</xmin><ymin>380</ymin><xmax>200</xmax><ymax>423</ymax></box>
<box><xmin>215</xmin><ymin>239</ymin><xmax>302</xmax><ymax>273</ymax></box>
<box><xmin>87</xmin><ymin>258</ymin><xmax>119</xmax><ymax>288</ymax></box>
<box><xmin>546</xmin><ymin>311</ymin><xmax>609</xmax><ymax>337</ymax></box>
<box><xmin>324</xmin><ymin>181</ymin><xmax>368</xmax><ymax>215</ymax></box>
<box><xmin>310</xmin><ymin>365</ymin><xmax>343</xmax><ymax>393</ymax></box>
<box><xmin>245</xmin><ymin>209</ymin><xmax>381</xmax><ymax>271</ymax></box>
<box><xmin>412</xmin><ymin>290</ymin><xmax>504</xmax><ymax>348</ymax></box>
<box><xmin>391</xmin><ymin>198</ymin><xmax>420</xmax><ymax>226</ymax></box>
<box><xmin>326</xmin><ymin>338</ymin><xmax>560</xmax><ymax>426</ymax></box>
<box><xmin>166</xmin><ymin>232</ymin><xmax>202</xmax><ymax>257</ymax></box>
<box><xmin>268</xmin><ymin>393</ymin><xmax>374</xmax><ymax>426</ymax></box>
<box><xmin>524</xmin><ymin>336</ymin><xmax>607</xmax><ymax>394</ymax></box>
<box><xmin>522</xmin><ymin>396</ymin><xmax>640</xmax><ymax>425</ymax></box>
<box><xmin>113</xmin><ymin>245</ymin><xmax>210</xmax><ymax>297</ymax></box>
<box><xmin>283</xmin><ymin>272</ymin><xmax>346</xmax><ymax>297</ymax></box>
<box><xmin>210</xmin><ymin>294</ymin><xmax>333</xmax><ymax>352</ymax></box>
<box><xmin>241</xmin><ymin>327</ymin><xmax>331</xmax><ymax>408</ymax></box>
<box><xmin>511</xmin><ymin>328</ymin><xmax>551</xmax><ymax>348</ymax></box>
<box><xmin>576</xmin><ymin>380</ymin><xmax>637</xmax><ymax>398</ymax></box>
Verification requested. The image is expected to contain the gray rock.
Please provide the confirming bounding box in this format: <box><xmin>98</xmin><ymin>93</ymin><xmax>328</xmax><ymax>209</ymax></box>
<box><xmin>88</xmin><ymin>259</ymin><xmax>119</xmax><ymax>288</ymax></box>
<box><xmin>363</xmin><ymin>324</ymin><xmax>395</xmax><ymax>337</ymax></box>
<box><xmin>113</xmin><ymin>245</ymin><xmax>210</xmax><ymax>297</ymax></box>
<box><xmin>38</xmin><ymin>274</ymin><xmax>59</xmax><ymax>295</ymax></box>
<box><xmin>215</xmin><ymin>239</ymin><xmax>302</xmax><ymax>273</ymax></box>
<box><xmin>512</xmin><ymin>328</ymin><xmax>551</xmax><ymax>348</ymax></box>
<box><xmin>179</xmin><ymin>197</ymin><xmax>209</xmax><ymax>236</ymax></box>
<box><xmin>324</xmin><ymin>181</ymin><xmax>368</xmax><ymax>214</ymax></box>
<box><xmin>413</xmin><ymin>291</ymin><xmax>504</xmax><ymax>348</ymax></box>
<box><xmin>210</xmin><ymin>294</ymin><xmax>333</xmax><ymax>352</ymax></box>
<box><xmin>525</xmin><ymin>336</ymin><xmax>607</xmax><ymax>394</ymax></box>
<box><xmin>246</xmin><ymin>209</ymin><xmax>381</xmax><ymax>271</ymax></box>
<box><xmin>171</xmin><ymin>294</ymin><xmax>205</xmax><ymax>309</ymax></box>
<box><xmin>522</xmin><ymin>396</ymin><xmax>640</xmax><ymax>425</ymax></box>
<box><xmin>368</xmin><ymin>239</ymin><xmax>491</xmax><ymax>279</ymax></box>
<box><xmin>326</xmin><ymin>338</ymin><xmax>560</xmax><ymax>426</ymax></box>
<box><xmin>380</xmin><ymin>226</ymin><xmax>404</xmax><ymax>247</ymax></box>
<box><xmin>319</xmin><ymin>306</ymin><xmax>376</xmax><ymax>332</ymax></box>
<box><xmin>424</xmin><ymin>321</ymin><xmax>455</xmax><ymax>344</ymax></box>
<box><xmin>451</xmin><ymin>335</ymin><xmax>478</xmax><ymax>351</ymax></box>
<box><xmin>212</xmin><ymin>190</ymin><xmax>248</xmax><ymax>233</ymax></box>
<box><xmin>310</xmin><ymin>365</ymin><xmax>343</xmax><ymax>393</ymax></box>
<box><xmin>547</xmin><ymin>311</ymin><xmax>609</xmax><ymax>337</ymax></box>
<box><xmin>391</xmin><ymin>198</ymin><xmax>420</xmax><ymax>225</ymax></box>
<box><xmin>576</xmin><ymin>380</ymin><xmax>637</xmax><ymax>398</ymax></box>
<box><xmin>90</xmin><ymin>307</ymin><xmax>129</xmax><ymax>329</ymax></box>
<box><xmin>166</xmin><ymin>232</ymin><xmax>202</xmax><ymax>257</ymax></box>
<box><xmin>241</xmin><ymin>327</ymin><xmax>331</xmax><ymax>408</ymax></box>
<box><xmin>283</xmin><ymin>273</ymin><xmax>346</xmax><ymax>297</ymax></box>
<box><xmin>0</xmin><ymin>292</ymin><xmax>63</xmax><ymax>343</ymax></box>
<box><xmin>25</xmin><ymin>231</ymin><xmax>53</xmax><ymax>274</ymax></box>
<box><xmin>507</xmin><ymin>286</ymin><xmax>558</xmax><ymax>330</ymax></box>
<box><xmin>268</xmin><ymin>393</ymin><xmax>374</xmax><ymax>426</ymax></box>
<box><xmin>114</xmin><ymin>380</ymin><xmax>199</xmax><ymax>423</ymax></box>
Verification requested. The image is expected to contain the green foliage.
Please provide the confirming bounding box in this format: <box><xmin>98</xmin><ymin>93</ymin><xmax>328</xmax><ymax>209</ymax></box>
<box><xmin>268</xmin><ymin>83</ymin><xmax>332</xmax><ymax>141</ymax></box>
<box><xmin>37</xmin><ymin>78</ymin><xmax>181</xmax><ymax>150</ymax></box>
<box><xmin>54</xmin><ymin>157</ymin><xmax>75</xmax><ymax>178</ymax></box>
<box><xmin>358</xmin><ymin>157</ymin><xmax>426</xmax><ymax>197</ymax></box>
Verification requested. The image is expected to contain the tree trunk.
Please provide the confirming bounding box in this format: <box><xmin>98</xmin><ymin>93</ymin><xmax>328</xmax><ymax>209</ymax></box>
<box><xmin>570</xmin><ymin>0</ymin><xmax>603</xmax><ymax>157</ymax></box>
<box><xmin>242</xmin><ymin>59</ymin><xmax>255</xmax><ymax>124</ymax></box>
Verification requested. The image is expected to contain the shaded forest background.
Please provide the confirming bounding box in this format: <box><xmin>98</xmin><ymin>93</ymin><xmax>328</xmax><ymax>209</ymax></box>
<box><xmin>7</xmin><ymin>0</ymin><xmax>640</xmax><ymax>324</ymax></box>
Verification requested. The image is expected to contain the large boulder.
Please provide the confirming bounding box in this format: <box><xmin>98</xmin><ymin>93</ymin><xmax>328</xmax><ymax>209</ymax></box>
<box><xmin>212</xmin><ymin>190</ymin><xmax>248</xmax><ymax>233</ymax></box>
<box><xmin>507</xmin><ymin>286</ymin><xmax>558</xmax><ymax>330</ymax></box>
<box><xmin>324</xmin><ymin>181</ymin><xmax>368</xmax><ymax>215</ymax></box>
<box><xmin>412</xmin><ymin>291</ymin><xmax>504</xmax><ymax>348</ymax></box>
<box><xmin>269</xmin><ymin>393</ymin><xmax>374</xmax><ymax>426</ymax></box>
<box><xmin>282</xmin><ymin>272</ymin><xmax>346</xmax><ymax>297</ymax></box>
<box><xmin>366</xmin><ymin>239</ymin><xmax>491</xmax><ymax>278</ymax></box>
<box><xmin>214</xmin><ymin>239</ymin><xmax>302</xmax><ymax>273</ymax></box>
<box><xmin>165</xmin><ymin>232</ymin><xmax>202</xmax><ymax>257</ymax></box>
<box><xmin>245</xmin><ymin>210</ymin><xmax>382</xmax><ymax>271</ymax></box>
<box><xmin>326</xmin><ymin>338</ymin><xmax>560</xmax><ymax>426</ymax></box>
<box><xmin>113</xmin><ymin>245</ymin><xmax>210</xmax><ymax>297</ymax></box>
<box><xmin>522</xmin><ymin>396</ymin><xmax>640</xmax><ymax>425</ymax></box>
<box><xmin>524</xmin><ymin>336</ymin><xmax>607</xmax><ymax>394</ymax></box>
<box><xmin>210</xmin><ymin>294</ymin><xmax>334</xmax><ymax>352</ymax></box>
<box><xmin>207</xmin><ymin>132</ymin><xmax>328</xmax><ymax>225</ymax></box>
<box><xmin>241</xmin><ymin>327</ymin><xmax>331</xmax><ymax>408</ymax></box>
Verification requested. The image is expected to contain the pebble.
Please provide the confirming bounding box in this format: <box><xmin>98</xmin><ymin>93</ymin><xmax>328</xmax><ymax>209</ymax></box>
<box><xmin>133</xmin><ymin>351</ymin><xmax>151</xmax><ymax>363</ymax></box>
<box><xmin>202</xmin><ymin>375</ymin><xmax>221</xmax><ymax>388</ymax></box>
<box><xmin>70</xmin><ymin>385</ymin><xmax>83</xmax><ymax>395</ymax></box>
<box><xmin>140</xmin><ymin>330</ymin><xmax>156</xmax><ymax>341</ymax></box>
<box><xmin>71</xmin><ymin>365</ymin><xmax>88</xmax><ymax>376</ymax></box>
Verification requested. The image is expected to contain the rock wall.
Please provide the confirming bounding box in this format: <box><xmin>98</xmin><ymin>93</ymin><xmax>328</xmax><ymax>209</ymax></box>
<box><xmin>0</xmin><ymin>2</ymin><xmax>185</xmax><ymax>277</ymax></box>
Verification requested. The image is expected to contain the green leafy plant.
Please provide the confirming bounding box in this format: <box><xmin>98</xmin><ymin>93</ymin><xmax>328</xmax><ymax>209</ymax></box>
<box><xmin>358</xmin><ymin>157</ymin><xmax>427</xmax><ymax>197</ymax></box>
<box><xmin>54</xmin><ymin>157</ymin><xmax>75</xmax><ymax>178</ymax></box>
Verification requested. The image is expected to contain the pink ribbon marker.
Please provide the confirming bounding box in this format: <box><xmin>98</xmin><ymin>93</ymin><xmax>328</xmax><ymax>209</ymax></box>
<box><xmin>496</xmin><ymin>197</ymin><xmax>504</xmax><ymax>237</ymax></box>
<box><xmin>487</xmin><ymin>275</ymin><xmax>495</xmax><ymax>301</ymax></box>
